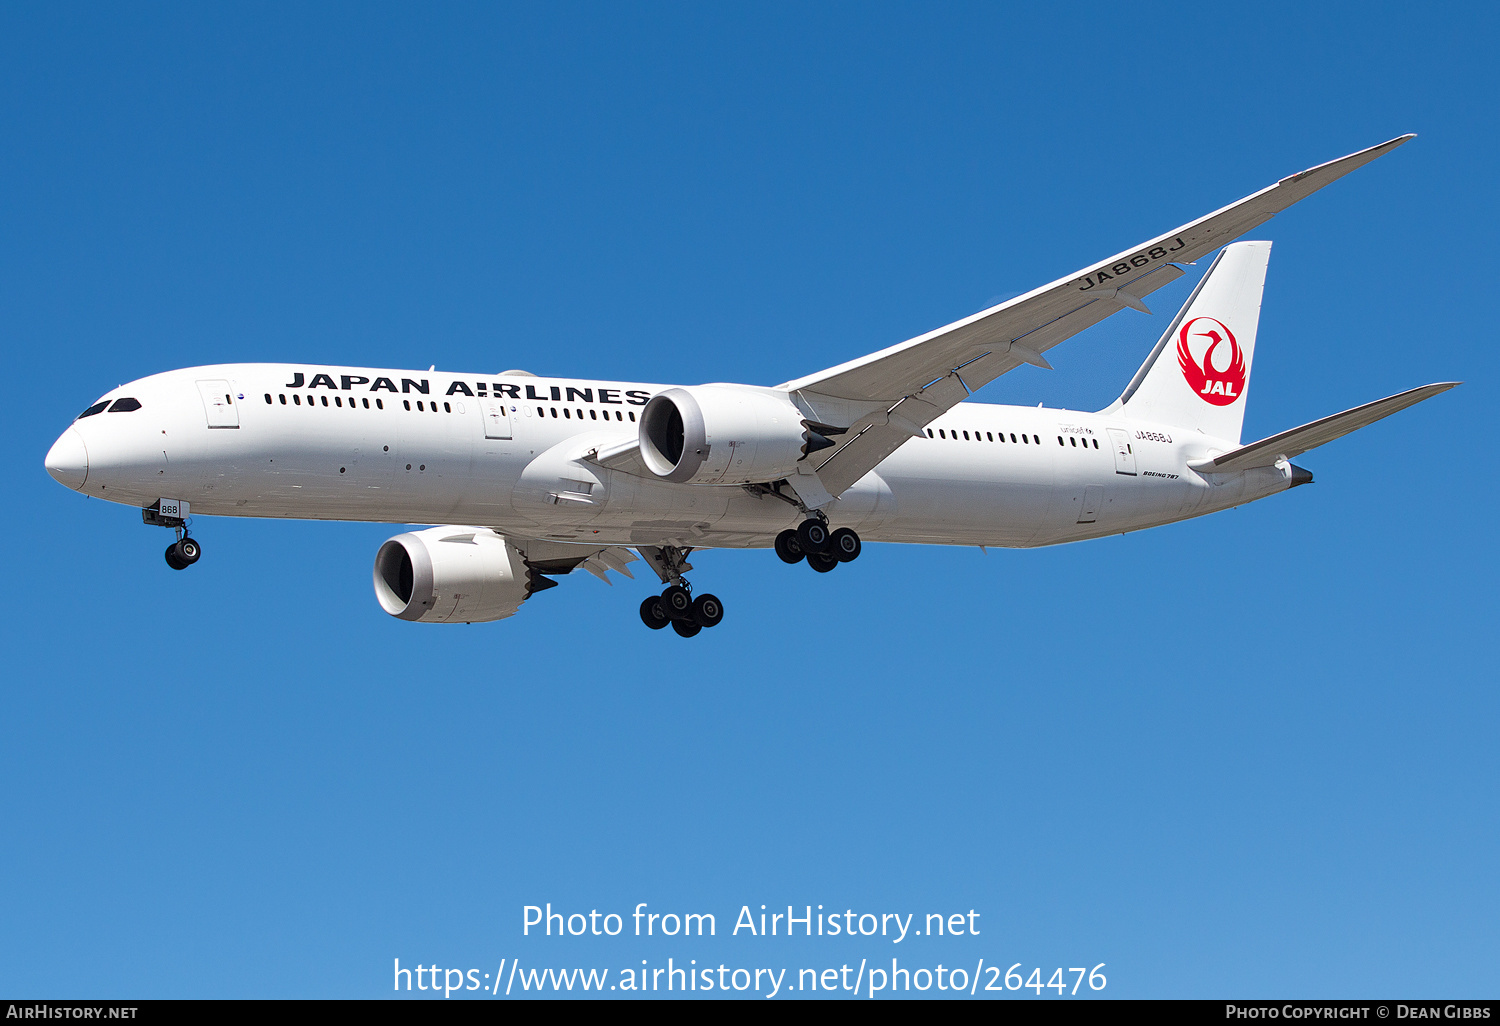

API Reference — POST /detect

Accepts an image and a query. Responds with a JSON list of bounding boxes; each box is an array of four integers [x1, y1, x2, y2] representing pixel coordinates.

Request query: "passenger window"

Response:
[[1093, 438, 1099, 448], [444, 402, 452, 413], [986, 432, 993, 441], [1021, 434, 1028, 444], [1009, 433, 1016, 442], [279, 394, 287, 404], [403, 400, 411, 411], [108, 398, 142, 412], [417, 401, 424, 411], [321, 396, 329, 407], [363, 398, 370, 408], [1069, 436, 1076, 446], [77, 400, 110, 419], [551, 408, 558, 417], [615, 411, 623, 421], [264, 393, 272, 404], [590, 410, 597, 420], [294, 395, 302, 405], [376, 399, 384, 410], [939, 429, 945, 438], [564, 408, 570, 418], [963, 431, 969, 440], [629, 412, 636, 422], [335, 396, 343, 407], [537, 407, 545, 417], [1034, 435, 1041, 444]]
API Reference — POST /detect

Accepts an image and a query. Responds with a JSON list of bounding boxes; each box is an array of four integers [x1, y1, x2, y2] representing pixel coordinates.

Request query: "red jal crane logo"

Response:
[[1177, 316, 1245, 406]]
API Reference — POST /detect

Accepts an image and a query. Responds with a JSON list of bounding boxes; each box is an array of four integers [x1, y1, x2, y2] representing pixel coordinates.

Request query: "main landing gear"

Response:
[[143, 500, 202, 571], [775, 518, 861, 573], [637, 544, 724, 638], [639, 587, 724, 637]]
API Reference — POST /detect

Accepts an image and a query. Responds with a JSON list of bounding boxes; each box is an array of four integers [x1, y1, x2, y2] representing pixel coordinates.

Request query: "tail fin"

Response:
[[1107, 240, 1271, 444]]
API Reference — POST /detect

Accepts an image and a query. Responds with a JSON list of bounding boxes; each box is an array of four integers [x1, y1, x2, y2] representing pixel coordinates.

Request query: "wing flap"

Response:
[[1187, 382, 1459, 475], [809, 264, 1186, 493]]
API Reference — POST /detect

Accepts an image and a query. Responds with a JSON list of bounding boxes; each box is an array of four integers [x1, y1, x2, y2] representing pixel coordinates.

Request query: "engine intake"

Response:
[[639, 385, 826, 485], [373, 527, 537, 623]]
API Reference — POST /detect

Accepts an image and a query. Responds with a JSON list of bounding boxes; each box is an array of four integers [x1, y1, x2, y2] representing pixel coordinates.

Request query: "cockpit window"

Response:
[[77, 400, 110, 419], [108, 398, 142, 412]]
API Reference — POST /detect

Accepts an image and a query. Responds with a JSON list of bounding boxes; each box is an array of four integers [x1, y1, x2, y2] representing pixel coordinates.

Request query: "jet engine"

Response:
[[373, 526, 538, 623], [638, 385, 835, 485]]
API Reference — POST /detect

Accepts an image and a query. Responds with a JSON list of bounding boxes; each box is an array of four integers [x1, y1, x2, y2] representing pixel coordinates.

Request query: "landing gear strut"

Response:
[[636, 544, 725, 638], [776, 519, 861, 573], [144, 500, 202, 571]]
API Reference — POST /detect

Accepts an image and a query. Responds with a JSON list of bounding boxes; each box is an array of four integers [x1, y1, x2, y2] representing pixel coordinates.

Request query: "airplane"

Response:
[[43, 135, 1456, 637]]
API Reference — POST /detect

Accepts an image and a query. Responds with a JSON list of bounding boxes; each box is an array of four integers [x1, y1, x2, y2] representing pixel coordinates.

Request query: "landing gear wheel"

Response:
[[639, 596, 671, 630], [796, 518, 830, 554], [774, 529, 805, 564], [807, 552, 839, 573], [671, 619, 702, 638], [164, 543, 187, 571], [829, 528, 861, 562], [176, 537, 201, 565], [692, 593, 724, 628], [661, 585, 694, 621]]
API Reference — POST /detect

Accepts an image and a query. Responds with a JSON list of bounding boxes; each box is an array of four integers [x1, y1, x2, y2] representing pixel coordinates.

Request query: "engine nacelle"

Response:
[[373, 526, 533, 623], [639, 385, 824, 485]]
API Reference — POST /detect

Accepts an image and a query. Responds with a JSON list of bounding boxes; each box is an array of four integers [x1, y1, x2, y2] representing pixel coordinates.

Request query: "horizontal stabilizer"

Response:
[[1188, 382, 1459, 474]]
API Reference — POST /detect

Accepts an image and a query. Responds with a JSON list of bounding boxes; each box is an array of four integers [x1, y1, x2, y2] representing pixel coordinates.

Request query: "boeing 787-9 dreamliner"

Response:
[[44, 135, 1455, 636]]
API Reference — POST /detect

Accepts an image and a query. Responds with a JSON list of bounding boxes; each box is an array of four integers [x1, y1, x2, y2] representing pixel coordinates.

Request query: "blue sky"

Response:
[[2, 1, 1495, 999]]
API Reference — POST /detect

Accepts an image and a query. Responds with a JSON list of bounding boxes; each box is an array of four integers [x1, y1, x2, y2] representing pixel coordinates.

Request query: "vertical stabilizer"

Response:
[[1109, 240, 1271, 444]]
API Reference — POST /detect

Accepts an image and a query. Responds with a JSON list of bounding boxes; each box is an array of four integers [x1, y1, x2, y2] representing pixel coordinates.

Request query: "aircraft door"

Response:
[[1107, 428, 1136, 476], [479, 398, 513, 439], [196, 380, 239, 428]]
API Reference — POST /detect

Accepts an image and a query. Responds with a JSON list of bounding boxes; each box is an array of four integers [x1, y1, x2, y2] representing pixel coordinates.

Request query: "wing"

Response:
[[1186, 382, 1458, 475], [781, 135, 1415, 499]]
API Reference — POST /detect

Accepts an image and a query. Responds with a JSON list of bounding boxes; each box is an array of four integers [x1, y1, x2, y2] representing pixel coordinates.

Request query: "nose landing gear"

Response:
[[143, 499, 202, 571], [776, 518, 861, 573], [164, 535, 201, 570]]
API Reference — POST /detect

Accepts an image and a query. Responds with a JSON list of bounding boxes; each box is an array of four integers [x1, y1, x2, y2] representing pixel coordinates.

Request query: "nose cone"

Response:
[[45, 427, 89, 490]]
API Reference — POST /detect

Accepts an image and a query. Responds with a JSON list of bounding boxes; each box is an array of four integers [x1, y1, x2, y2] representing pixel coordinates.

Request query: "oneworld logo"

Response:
[[1177, 316, 1246, 406]]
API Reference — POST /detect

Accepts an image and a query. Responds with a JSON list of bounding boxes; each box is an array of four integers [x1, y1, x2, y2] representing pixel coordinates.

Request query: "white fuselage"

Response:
[[52, 363, 1295, 549]]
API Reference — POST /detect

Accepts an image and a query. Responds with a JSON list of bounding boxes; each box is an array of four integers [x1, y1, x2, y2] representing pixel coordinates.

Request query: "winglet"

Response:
[[1257, 135, 1416, 217], [1278, 134, 1414, 187]]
